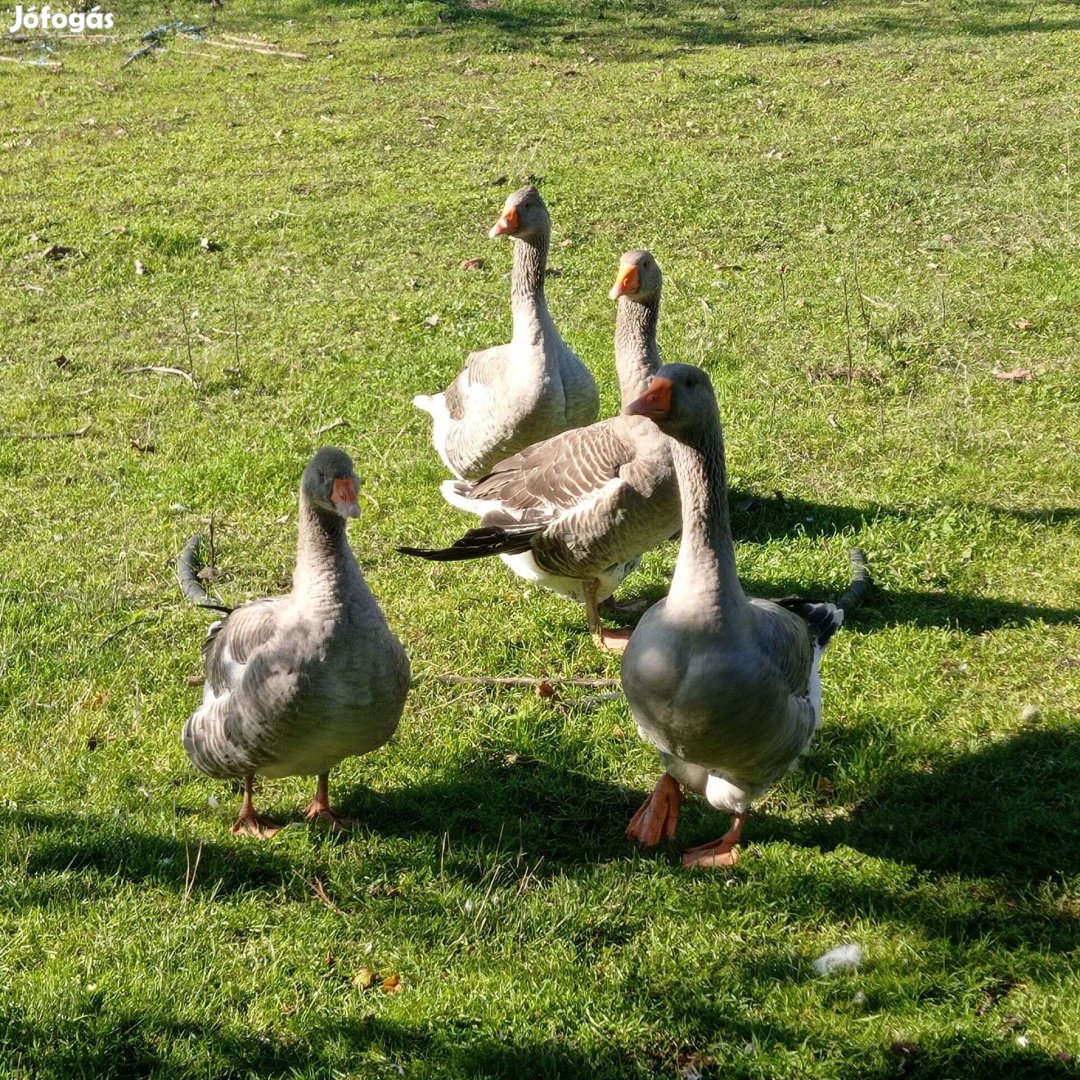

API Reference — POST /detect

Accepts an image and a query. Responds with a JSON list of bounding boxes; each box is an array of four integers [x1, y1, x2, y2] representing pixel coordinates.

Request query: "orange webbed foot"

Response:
[[681, 813, 747, 868], [230, 811, 283, 840], [302, 802, 356, 833], [594, 626, 634, 653], [626, 773, 683, 847]]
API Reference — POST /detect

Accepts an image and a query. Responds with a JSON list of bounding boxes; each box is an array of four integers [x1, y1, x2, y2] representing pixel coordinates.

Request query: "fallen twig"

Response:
[[2, 423, 90, 441], [122, 365, 196, 387], [183, 841, 203, 904], [0, 55, 64, 70], [99, 612, 161, 645], [314, 418, 350, 437], [203, 38, 308, 60], [578, 691, 624, 707], [433, 675, 620, 689]]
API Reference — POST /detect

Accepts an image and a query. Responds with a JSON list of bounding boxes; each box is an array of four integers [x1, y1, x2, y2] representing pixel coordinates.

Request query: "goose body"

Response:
[[413, 186, 599, 480], [401, 251, 680, 649], [180, 447, 411, 836], [620, 365, 869, 865]]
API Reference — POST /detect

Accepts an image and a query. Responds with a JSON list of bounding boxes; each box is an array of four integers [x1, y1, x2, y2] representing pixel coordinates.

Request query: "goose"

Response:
[[619, 364, 870, 866], [179, 447, 411, 837], [412, 185, 599, 481], [398, 251, 679, 651]]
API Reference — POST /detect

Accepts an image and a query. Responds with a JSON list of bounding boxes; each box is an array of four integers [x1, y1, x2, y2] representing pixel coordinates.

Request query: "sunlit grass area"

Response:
[[1, 1, 1078, 1075]]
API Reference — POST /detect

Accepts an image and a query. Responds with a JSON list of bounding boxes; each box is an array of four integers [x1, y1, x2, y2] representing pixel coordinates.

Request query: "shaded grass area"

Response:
[[1, 0, 1079, 1076]]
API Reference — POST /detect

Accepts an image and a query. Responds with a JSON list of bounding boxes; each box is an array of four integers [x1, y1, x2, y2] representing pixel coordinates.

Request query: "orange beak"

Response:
[[489, 205, 519, 238], [609, 262, 640, 300], [625, 377, 673, 420], [331, 476, 361, 519]]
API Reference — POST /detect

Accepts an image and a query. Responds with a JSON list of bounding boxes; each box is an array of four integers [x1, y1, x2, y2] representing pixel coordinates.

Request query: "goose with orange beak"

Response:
[[620, 365, 870, 866], [412, 185, 598, 481], [180, 447, 411, 837], [400, 251, 678, 651]]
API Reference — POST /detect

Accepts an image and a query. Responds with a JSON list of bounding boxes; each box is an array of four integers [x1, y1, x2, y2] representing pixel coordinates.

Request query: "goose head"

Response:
[[488, 185, 550, 243], [609, 249, 662, 302], [624, 363, 719, 445], [302, 446, 361, 520]]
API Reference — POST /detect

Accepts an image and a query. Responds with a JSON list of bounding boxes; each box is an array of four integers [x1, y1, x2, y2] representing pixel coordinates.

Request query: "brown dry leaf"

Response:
[[535, 681, 557, 700], [611, 724, 625, 739], [185, 674, 205, 686], [459, 257, 484, 271], [53, 354, 70, 369], [424, 314, 440, 327], [559, 238, 574, 248], [816, 776, 836, 796], [388, 312, 402, 323], [353, 966, 377, 990], [1011, 318, 1034, 331], [993, 368, 1032, 382], [380, 973, 403, 994]]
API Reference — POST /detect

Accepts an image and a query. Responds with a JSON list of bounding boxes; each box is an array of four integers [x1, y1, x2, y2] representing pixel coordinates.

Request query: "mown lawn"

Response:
[[1, 0, 1078, 1076]]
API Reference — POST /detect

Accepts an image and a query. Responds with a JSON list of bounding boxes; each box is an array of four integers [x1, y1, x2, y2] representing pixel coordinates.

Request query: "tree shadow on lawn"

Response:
[[3, 989, 1076, 1080], [0, 807, 294, 907], [609, 490, 1080, 635], [301, 0, 1080, 54]]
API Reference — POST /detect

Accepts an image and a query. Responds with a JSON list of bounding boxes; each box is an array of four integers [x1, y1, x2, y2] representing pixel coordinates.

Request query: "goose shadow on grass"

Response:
[[337, 757, 641, 878], [749, 727, 1080, 886], [0, 808, 295, 907]]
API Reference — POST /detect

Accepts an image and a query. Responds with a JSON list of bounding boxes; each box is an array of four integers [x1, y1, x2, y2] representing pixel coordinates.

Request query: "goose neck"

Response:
[[614, 296, 661, 407], [666, 422, 746, 620], [510, 230, 551, 342], [294, 491, 352, 595]]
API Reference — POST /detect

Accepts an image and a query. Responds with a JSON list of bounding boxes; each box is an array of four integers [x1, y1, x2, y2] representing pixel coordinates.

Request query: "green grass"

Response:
[[1, 0, 1079, 1075]]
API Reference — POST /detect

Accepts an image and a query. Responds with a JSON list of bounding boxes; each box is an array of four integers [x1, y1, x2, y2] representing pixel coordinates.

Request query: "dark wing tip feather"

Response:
[[396, 522, 541, 562]]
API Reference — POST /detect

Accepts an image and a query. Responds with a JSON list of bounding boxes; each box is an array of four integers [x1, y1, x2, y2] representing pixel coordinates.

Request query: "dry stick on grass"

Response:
[[122, 366, 197, 387], [2, 423, 90, 441], [183, 841, 203, 905], [0, 56, 64, 70], [433, 675, 620, 689], [314, 418, 350, 437], [203, 39, 308, 60]]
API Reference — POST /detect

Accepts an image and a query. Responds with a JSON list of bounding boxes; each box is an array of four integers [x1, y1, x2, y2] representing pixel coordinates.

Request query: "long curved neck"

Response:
[[510, 230, 552, 347], [666, 416, 746, 623], [293, 490, 355, 597], [614, 295, 660, 407]]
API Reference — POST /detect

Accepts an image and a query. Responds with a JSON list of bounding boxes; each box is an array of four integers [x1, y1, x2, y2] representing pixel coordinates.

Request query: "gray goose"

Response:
[[180, 447, 411, 837], [620, 365, 870, 866], [399, 251, 679, 651], [412, 185, 599, 480]]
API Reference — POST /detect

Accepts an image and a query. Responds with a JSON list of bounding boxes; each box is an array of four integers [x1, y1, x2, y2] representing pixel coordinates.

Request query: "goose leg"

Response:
[[303, 773, 355, 833], [587, 580, 632, 652], [626, 772, 683, 846], [231, 775, 283, 839], [681, 812, 747, 868]]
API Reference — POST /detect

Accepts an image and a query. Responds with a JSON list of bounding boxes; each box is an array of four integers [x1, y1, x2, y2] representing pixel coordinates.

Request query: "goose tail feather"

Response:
[[177, 535, 232, 614]]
